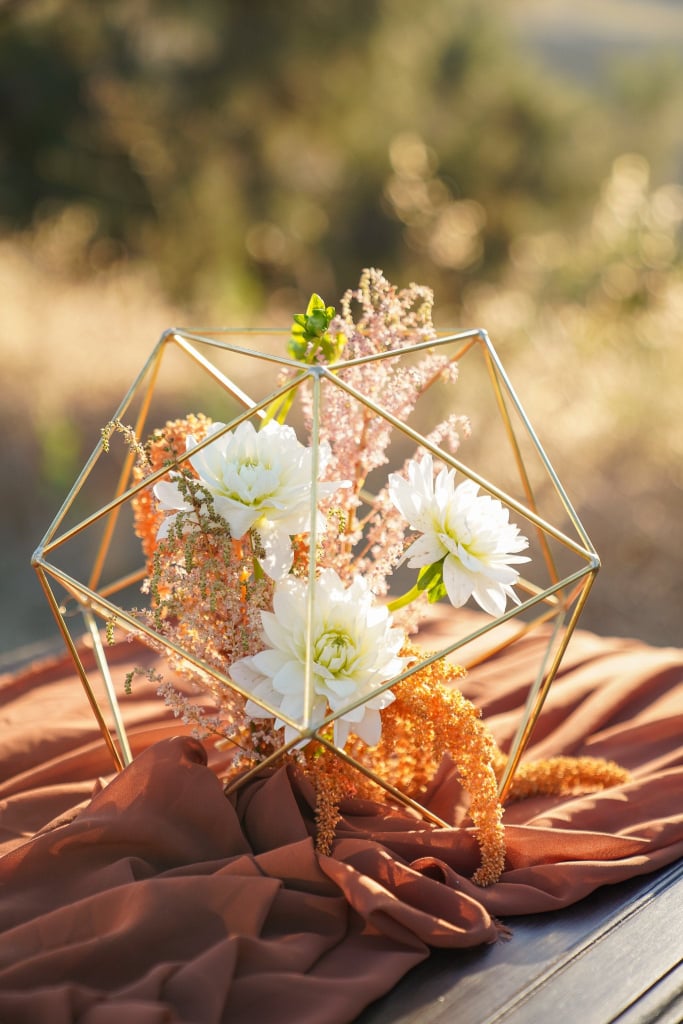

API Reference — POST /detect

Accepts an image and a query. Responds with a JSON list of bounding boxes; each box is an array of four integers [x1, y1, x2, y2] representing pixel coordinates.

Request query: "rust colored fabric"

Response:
[[0, 623, 682, 1023]]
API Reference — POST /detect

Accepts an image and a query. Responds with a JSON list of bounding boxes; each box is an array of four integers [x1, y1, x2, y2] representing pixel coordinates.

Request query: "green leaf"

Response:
[[305, 293, 327, 315], [307, 309, 328, 335], [287, 338, 309, 360], [427, 580, 448, 603], [416, 558, 446, 592]]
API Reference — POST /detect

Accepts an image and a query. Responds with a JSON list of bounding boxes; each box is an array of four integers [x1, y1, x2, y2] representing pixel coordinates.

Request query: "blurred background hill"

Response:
[[1, 0, 681, 656]]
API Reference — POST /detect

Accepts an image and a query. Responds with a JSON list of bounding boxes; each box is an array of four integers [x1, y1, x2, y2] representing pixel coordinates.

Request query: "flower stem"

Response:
[[387, 583, 422, 613]]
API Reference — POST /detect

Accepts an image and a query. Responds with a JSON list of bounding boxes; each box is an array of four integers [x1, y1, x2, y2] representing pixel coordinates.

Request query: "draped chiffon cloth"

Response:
[[0, 617, 681, 1024]]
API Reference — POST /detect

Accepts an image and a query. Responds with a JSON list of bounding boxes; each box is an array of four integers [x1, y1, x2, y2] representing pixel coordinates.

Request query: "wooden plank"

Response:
[[357, 860, 683, 1023], [611, 965, 683, 1024], [493, 859, 683, 1024]]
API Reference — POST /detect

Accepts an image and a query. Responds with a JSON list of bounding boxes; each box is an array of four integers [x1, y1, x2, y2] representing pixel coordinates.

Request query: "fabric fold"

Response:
[[0, 624, 681, 1023]]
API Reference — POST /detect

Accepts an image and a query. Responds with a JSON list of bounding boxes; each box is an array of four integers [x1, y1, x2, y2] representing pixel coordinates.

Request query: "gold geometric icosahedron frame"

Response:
[[32, 327, 600, 817]]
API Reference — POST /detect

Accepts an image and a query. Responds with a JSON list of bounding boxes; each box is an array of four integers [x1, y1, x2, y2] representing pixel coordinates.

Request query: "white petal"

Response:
[[153, 480, 190, 511], [228, 656, 261, 689], [257, 523, 294, 581], [264, 595, 303, 647], [283, 722, 305, 747], [272, 660, 306, 695], [324, 676, 358, 702], [471, 580, 507, 617], [213, 499, 259, 538], [442, 555, 475, 608], [454, 545, 485, 573], [244, 679, 280, 716], [434, 466, 458, 507], [251, 648, 289, 677], [156, 515, 176, 540], [413, 453, 435, 492], [388, 474, 422, 524], [479, 562, 521, 586], [403, 533, 446, 568], [333, 718, 350, 749], [278, 692, 306, 723], [245, 698, 272, 721], [366, 689, 396, 711], [351, 708, 382, 747]]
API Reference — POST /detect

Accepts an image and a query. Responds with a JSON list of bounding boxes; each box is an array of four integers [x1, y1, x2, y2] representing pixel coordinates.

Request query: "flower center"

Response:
[[440, 505, 481, 557], [314, 629, 355, 675], [219, 459, 279, 506]]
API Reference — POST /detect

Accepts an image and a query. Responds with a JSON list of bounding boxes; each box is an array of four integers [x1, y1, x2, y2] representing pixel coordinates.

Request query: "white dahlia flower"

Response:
[[154, 419, 346, 580], [229, 569, 406, 748], [388, 453, 529, 616]]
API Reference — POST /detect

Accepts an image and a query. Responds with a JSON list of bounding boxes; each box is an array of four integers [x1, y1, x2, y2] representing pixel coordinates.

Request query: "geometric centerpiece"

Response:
[[32, 271, 599, 881]]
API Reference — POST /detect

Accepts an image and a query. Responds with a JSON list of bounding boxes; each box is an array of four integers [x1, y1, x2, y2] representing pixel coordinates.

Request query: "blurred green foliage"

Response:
[[3, 0, 679, 316]]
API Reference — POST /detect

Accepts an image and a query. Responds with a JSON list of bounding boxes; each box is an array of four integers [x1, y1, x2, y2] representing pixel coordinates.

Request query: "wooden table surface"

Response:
[[357, 857, 683, 1024]]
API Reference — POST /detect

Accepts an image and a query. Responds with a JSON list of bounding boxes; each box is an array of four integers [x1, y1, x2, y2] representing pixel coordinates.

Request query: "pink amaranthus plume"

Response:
[[301, 269, 470, 614]]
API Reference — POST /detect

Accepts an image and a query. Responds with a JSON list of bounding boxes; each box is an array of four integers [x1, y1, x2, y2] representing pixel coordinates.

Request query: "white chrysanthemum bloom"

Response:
[[154, 420, 347, 580], [388, 453, 530, 616], [229, 569, 406, 748]]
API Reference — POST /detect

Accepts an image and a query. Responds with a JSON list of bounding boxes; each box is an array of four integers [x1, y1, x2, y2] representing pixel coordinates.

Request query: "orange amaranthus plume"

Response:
[[132, 413, 213, 567]]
